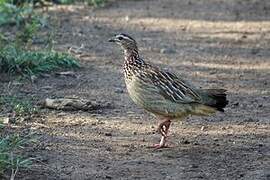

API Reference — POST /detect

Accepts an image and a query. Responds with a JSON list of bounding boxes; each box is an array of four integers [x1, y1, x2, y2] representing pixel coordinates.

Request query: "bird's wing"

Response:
[[146, 66, 202, 103]]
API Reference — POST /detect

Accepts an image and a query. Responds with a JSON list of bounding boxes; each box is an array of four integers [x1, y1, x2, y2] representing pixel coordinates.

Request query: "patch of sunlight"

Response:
[[49, 4, 84, 12], [174, 124, 270, 136], [181, 61, 270, 70], [90, 16, 270, 35], [229, 88, 269, 95], [204, 124, 270, 136], [127, 18, 270, 32]]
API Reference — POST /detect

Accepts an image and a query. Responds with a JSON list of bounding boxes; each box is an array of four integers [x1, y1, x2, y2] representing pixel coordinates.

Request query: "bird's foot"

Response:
[[147, 143, 169, 149], [149, 136, 170, 149], [152, 143, 169, 149]]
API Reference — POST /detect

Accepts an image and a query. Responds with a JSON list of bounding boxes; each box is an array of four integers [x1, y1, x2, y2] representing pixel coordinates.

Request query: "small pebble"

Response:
[[41, 86, 53, 90], [182, 140, 190, 144], [2, 117, 9, 124], [115, 88, 124, 93], [57, 112, 67, 117], [40, 73, 51, 78], [201, 126, 205, 131], [30, 75, 38, 82], [189, 164, 199, 168], [97, 120, 105, 124], [125, 16, 130, 21], [105, 132, 112, 137], [91, 122, 97, 126], [246, 117, 254, 122], [160, 48, 176, 54], [106, 147, 112, 151], [105, 175, 112, 179], [209, 71, 217, 75]]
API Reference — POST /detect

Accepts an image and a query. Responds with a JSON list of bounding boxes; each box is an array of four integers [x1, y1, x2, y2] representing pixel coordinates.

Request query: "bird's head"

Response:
[[108, 33, 138, 51]]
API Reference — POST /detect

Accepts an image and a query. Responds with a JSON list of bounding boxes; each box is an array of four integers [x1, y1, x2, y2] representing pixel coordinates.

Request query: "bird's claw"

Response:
[[152, 143, 169, 149]]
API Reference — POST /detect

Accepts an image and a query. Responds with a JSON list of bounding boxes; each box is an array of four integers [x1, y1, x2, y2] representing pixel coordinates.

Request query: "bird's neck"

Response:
[[124, 47, 139, 59], [123, 48, 145, 78], [123, 48, 145, 65]]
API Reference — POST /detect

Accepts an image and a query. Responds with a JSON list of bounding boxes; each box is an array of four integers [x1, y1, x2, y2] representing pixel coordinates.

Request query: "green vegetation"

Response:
[[55, 0, 75, 4], [0, 0, 111, 178], [54, 0, 107, 7], [0, 46, 80, 77], [0, 0, 108, 8], [0, 131, 34, 179], [53, 0, 108, 7], [0, 95, 38, 117], [0, 0, 80, 78], [85, 0, 107, 7], [0, 0, 46, 26], [0, 1, 81, 178]]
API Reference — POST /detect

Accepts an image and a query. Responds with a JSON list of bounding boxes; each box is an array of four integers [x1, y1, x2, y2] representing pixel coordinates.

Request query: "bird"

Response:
[[108, 33, 228, 148]]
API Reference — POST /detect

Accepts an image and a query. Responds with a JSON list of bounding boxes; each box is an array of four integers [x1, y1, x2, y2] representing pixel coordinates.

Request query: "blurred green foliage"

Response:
[[0, 0, 47, 26], [0, 95, 38, 117], [0, 0, 80, 77], [0, 45, 80, 77], [0, 133, 34, 178]]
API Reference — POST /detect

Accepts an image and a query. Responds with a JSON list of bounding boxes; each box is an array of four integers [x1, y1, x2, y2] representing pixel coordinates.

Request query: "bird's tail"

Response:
[[202, 89, 229, 112]]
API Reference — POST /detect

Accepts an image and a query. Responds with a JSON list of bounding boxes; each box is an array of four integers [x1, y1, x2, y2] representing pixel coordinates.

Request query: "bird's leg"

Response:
[[154, 118, 171, 148], [157, 119, 171, 137]]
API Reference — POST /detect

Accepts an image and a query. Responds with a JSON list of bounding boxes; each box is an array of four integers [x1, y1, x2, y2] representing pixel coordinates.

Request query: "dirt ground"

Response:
[[1, 0, 270, 179]]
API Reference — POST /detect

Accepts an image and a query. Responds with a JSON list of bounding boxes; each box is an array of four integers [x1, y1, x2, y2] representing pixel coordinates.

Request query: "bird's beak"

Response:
[[108, 38, 116, 42]]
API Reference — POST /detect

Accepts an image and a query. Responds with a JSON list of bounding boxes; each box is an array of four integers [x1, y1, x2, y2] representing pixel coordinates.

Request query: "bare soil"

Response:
[[1, 0, 270, 179]]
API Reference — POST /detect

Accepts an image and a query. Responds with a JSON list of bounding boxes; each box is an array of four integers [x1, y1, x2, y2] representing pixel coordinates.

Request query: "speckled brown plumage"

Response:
[[109, 33, 228, 148]]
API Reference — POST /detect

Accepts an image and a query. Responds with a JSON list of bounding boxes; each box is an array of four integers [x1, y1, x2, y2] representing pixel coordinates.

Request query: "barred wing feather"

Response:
[[147, 67, 201, 103]]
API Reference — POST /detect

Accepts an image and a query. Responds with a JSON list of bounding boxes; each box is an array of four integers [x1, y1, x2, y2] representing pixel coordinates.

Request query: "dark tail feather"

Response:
[[204, 89, 229, 112]]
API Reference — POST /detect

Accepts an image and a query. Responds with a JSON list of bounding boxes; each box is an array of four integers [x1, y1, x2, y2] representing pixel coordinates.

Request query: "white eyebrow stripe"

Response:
[[116, 34, 131, 40]]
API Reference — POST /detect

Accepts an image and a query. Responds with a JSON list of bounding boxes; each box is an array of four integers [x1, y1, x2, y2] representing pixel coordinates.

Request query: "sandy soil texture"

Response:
[[1, 0, 270, 179]]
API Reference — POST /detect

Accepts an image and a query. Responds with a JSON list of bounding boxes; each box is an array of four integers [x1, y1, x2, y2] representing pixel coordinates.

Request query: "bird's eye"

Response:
[[118, 36, 123, 40]]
